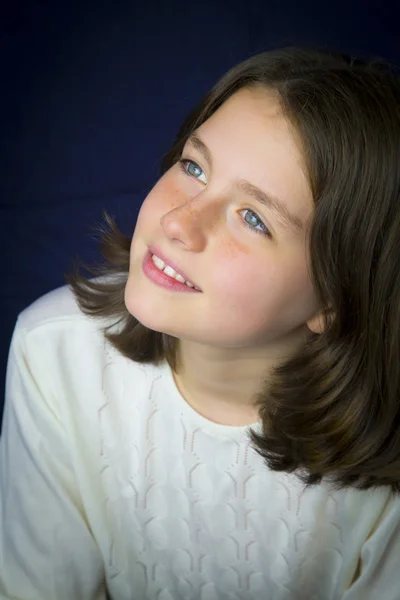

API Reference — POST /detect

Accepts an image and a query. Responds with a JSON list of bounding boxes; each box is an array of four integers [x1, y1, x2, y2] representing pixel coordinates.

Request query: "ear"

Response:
[[306, 309, 331, 335]]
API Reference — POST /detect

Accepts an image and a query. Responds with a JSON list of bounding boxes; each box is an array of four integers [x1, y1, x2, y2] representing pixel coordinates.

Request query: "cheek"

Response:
[[130, 172, 184, 260], [207, 251, 281, 342], [211, 241, 278, 311], [137, 173, 185, 225], [211, 242, 315, 326]]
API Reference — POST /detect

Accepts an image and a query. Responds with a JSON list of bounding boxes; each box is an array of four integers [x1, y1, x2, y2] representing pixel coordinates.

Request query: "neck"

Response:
[[172, 329, 308, 427]]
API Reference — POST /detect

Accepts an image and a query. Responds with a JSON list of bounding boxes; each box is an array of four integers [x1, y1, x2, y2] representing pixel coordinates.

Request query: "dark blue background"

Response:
[[1, 0, 399, 425]]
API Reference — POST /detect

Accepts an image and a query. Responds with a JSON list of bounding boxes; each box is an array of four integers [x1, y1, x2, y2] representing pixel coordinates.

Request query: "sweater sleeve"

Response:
[[341, 490, 400, 599], [0, 321, 106, 600]]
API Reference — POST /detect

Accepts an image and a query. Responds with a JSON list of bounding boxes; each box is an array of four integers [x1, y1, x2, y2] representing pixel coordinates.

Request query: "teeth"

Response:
[[163, 265, 188, 284], [151, 254, 200, 290]]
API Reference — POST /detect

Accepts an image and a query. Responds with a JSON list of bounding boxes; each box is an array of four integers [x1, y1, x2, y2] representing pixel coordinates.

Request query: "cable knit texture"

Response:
[[1, 283, 400, 600]]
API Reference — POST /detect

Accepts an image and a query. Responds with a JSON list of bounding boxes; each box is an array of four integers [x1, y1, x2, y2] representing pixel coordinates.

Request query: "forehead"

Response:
[[215, 85, 283, 118], [198, 86, 305, 168], [205, 86, 289, 130], [193, 86, 313, 230]]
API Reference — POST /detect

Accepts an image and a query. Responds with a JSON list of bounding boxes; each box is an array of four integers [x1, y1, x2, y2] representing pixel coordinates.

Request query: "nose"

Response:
[[160, 192, 225, 250]]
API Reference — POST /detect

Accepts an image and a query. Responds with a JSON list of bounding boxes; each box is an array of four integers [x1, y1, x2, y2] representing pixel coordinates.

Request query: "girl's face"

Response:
[[125, 86, 320, 349]]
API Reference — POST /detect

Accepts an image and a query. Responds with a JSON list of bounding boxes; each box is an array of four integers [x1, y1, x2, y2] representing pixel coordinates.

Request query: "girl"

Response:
[[1, 46, 400, 600]]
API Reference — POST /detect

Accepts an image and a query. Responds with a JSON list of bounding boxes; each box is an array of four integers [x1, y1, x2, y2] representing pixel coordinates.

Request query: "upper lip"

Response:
[[148, 245, 202, 291]]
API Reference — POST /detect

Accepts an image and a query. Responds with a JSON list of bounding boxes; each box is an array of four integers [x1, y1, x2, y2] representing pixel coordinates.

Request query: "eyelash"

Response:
[[177, 158, 272, 239]]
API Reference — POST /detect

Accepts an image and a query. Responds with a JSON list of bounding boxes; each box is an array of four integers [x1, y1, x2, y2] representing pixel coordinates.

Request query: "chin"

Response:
[[124, 280, 149, 323], [123, 282, 170, 334]]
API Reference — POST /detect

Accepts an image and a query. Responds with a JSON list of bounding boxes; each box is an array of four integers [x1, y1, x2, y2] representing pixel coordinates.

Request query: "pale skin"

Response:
[[125, 85, 327, 426]]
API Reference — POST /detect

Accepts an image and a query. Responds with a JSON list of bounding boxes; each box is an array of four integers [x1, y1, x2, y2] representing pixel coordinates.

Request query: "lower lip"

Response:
[[142, 250, 201, 293]]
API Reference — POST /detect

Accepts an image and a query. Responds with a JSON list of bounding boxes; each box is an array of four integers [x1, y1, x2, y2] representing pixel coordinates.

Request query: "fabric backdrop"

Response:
[[1, 0, 399, 426]]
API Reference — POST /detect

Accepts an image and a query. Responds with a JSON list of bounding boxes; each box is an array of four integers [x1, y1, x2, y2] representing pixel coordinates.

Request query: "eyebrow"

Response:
[[186, 133, 305, 235]]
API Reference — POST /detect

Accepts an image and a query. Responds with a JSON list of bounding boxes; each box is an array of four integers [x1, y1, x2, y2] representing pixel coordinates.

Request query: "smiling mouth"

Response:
[[150, 252, 202, 291]]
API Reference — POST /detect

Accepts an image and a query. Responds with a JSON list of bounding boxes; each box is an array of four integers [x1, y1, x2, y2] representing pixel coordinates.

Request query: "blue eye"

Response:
[[178, 157, 272, 239], [178, 158, 207, 183], [240, 209, 271, 238]]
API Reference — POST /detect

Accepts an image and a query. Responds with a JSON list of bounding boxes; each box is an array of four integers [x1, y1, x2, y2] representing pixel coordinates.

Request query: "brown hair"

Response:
[[66, 46, 400, 492]]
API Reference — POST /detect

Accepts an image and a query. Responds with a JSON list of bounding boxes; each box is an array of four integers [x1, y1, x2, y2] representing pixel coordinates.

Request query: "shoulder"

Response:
[[340, 490, 400, 598], [7, 279, 144, 409], [17, 282, 86, 333], [11, 279, 119, 367], [16, 276, 118, 338]]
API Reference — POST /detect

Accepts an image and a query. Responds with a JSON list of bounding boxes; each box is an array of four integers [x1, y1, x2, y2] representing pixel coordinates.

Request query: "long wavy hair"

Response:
[[66, 46, 400, 492]]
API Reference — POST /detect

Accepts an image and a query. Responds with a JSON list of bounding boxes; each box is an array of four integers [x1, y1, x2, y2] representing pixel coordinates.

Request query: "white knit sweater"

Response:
[[1, 283, 399, 600]]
